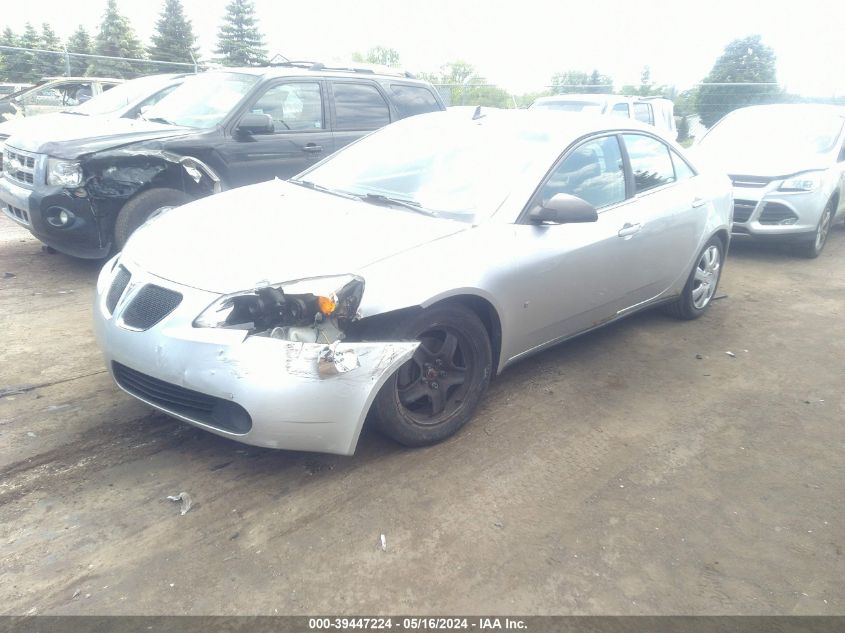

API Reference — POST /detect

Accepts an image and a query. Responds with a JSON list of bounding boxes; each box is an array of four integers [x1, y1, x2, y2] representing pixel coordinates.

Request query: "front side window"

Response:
[[633, 102, 653, 125], [541, 136, 626, 209], [250, 82, 323, 131], [332, 82, 390, 131], [624, 134, 676, 193]]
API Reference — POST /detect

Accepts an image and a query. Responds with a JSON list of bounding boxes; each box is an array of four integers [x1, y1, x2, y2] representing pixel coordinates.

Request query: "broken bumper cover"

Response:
[[93, 261, 418, 455]]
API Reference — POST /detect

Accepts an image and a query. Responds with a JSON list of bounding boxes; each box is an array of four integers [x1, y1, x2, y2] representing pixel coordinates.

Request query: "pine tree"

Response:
[[66, 26, 93, 77], [149, 0, 199, 73], [39, 23, 65, 78], [215, 0, 268, 67], [0, 28, 20, 82], [87, 0, 147, 78], [12, 23, 43, 83]]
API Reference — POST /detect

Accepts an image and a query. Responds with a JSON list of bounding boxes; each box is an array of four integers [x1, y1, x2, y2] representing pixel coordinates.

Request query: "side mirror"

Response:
[[236, 113, 273, 135], [529, 193, 598, 224]]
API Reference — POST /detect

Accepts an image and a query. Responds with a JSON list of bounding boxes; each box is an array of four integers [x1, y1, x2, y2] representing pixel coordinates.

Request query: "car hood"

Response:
[[3, 116, 195, 158], [692, 144, 830, 178], [122, 179, 470, 294]]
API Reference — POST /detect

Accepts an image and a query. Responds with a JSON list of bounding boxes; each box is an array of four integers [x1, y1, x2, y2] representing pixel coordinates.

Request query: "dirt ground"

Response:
[[1, 214, 843, 616]]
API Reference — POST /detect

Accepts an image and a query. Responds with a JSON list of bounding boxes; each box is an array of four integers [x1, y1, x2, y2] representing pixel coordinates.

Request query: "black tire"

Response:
[[795, 199, 835, 259], [662, 236, 724, 320], [372, 303, 492, 447], [113, 188, 190, 250]]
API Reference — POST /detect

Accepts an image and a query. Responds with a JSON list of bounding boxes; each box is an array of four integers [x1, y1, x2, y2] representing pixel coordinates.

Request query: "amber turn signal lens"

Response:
[[317, 295, 336, 315]]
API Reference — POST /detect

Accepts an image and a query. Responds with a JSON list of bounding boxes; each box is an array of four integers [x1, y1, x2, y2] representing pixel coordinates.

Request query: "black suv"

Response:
[[0, 63, 446, 258]]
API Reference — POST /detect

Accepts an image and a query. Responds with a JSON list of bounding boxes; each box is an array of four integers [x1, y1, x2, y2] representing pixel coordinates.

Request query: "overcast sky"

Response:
[[2, 0, 844, 96]]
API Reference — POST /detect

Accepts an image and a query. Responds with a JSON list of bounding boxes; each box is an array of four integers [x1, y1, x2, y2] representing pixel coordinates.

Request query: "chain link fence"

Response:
[[0, 45, 200, 83]]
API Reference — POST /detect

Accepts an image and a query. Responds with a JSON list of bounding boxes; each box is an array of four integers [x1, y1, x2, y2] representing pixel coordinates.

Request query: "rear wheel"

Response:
[[373, 303, 492, 447], [796, 200, 834, 259], [113, 188, 190, 250], [662, 236, 724, 320]]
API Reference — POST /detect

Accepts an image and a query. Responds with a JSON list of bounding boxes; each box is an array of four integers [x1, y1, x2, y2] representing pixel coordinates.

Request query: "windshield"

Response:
[[701, 108, 845, 156], [297, 114, 555, 221], [75, 76, 174, 116], [532, 100, 604, 113], [141, 72, 258, 128]]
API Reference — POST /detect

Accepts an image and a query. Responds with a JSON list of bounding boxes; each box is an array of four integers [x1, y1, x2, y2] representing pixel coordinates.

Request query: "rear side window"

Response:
[[623, 134, 675, 193], [389, 84, 441, 118], [541, 136, 626, 209], [332, 82, 390, 131], [611, 102, 630, 117], [633, 102, 653, 125]]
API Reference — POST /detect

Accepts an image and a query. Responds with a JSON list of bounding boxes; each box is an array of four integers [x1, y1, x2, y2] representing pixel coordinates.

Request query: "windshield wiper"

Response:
[[288, 179, 361, 201], [360, 193, 437, 217]]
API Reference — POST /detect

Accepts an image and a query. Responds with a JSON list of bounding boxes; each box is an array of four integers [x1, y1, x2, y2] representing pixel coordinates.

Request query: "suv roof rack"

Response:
[[266, 54, 416, 79]]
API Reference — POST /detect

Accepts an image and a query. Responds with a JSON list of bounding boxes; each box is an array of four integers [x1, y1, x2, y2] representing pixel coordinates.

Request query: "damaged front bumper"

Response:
[[93, 260, 418, 455]]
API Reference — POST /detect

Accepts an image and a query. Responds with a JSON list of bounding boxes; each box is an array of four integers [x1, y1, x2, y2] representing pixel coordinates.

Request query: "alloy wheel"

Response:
[[396, 327, 472, 423], [692, 244, 721, 310]]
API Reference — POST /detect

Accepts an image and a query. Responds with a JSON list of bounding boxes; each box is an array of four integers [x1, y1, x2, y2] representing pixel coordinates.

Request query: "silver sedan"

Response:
[[93, 109, 732, 455]]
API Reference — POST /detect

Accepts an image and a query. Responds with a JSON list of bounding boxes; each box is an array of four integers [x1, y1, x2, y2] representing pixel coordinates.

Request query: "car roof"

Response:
[[725, 103, 845, 118], [205, 64, 431, 85]]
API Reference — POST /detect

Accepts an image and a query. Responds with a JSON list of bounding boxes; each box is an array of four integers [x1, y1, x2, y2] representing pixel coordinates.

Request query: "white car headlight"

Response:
[[194, 274, 365, 332], [47, 159, 83, 187], [778, 171, 823, 192]]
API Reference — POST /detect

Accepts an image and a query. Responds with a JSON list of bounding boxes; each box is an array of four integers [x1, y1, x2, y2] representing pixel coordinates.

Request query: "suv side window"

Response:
[[250, 82, 324, 131], [332, 82, 391, 131], [623, 134, 676, 193], [389, 84, 440, 118], [611, 102, 630, 118], [541, 136, 626, 209], [633, 102, 653, 125]]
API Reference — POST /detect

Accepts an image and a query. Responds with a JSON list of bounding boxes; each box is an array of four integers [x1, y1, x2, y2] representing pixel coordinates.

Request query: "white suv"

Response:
[[530, 93, 677, 139]]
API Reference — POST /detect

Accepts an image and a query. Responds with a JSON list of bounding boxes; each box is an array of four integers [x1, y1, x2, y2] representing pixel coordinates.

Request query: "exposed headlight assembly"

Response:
[[194, 275, 365, 337], [47, 159, 83, 187], [778, 171, 823, 192]]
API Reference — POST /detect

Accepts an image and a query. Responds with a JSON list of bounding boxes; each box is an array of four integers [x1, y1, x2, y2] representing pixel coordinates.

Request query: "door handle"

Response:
[[691, 197, 707, 208], [303, 144, 323, 153], [617, 222, 642, 238]]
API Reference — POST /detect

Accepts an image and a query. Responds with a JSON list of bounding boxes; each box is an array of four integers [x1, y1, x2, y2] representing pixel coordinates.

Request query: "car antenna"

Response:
[[472, 105, 485, 120]]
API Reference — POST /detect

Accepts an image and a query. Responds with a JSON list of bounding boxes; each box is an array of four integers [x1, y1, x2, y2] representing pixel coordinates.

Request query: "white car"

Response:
[[695, 104, 845, 258]]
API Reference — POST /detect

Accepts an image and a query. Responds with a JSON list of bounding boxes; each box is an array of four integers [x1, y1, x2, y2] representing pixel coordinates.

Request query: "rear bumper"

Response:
[[0, 175, 111, 258]]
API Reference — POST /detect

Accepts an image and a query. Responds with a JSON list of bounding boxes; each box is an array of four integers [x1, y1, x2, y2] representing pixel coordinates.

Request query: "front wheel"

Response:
[[113, 188, 190, 250], [662, 236, 724, 320], [372, 303, 492, 447], [795, 200, 834, 259]]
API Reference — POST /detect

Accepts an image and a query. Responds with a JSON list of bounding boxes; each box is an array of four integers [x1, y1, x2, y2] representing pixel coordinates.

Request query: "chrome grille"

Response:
[[733, 200, 757, 223], [2, 203, 30, 226], [106, 266, 131, 314], [729, 175, 772, 188], [3, 146, 39, 189], [121, 284, 183, 330]]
